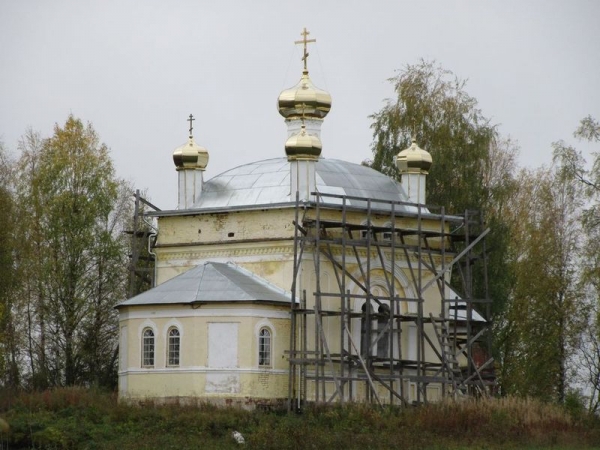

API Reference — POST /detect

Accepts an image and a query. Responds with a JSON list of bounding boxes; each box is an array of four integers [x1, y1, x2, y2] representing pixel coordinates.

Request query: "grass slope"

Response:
[[0, 388, 598, 449]]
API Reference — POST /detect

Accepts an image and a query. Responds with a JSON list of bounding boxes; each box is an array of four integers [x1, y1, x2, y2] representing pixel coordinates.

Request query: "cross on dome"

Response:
[[294, 27, 316, 72], [277, 28, 332, 124], [188, 114, 195, 138]]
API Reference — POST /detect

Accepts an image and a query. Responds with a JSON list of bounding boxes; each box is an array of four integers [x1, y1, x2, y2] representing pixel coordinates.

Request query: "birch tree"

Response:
[[499, 165, 585, 402], [368, 59, 497, 212], [0, 142, 21, 388], [553, 115, 600, 410], [368, 61, 518, 351], [15, 117, 130, 388]]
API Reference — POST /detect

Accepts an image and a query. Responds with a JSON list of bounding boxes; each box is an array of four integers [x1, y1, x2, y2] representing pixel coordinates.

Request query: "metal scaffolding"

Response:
[[127, 190, 160, 298], [287, 192, 495, 409]]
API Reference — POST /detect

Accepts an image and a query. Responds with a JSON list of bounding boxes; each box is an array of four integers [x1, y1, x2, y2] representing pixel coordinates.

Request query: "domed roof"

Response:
[[277, 70, 332, 120], [173, 136, 209, 170], [396, 139, 432, 174], [194, 157, 411, 211]]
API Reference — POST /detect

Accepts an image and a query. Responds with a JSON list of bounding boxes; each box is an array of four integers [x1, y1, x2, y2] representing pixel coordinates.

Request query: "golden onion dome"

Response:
[[173, 136, 209, 171], [285, 125, 322, 160], [278, 70, 332, 120], [396, 138, 432, 174]]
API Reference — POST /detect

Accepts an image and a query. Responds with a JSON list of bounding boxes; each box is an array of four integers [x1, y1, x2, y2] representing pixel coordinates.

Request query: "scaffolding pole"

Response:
[[288, 192, 495, 407]]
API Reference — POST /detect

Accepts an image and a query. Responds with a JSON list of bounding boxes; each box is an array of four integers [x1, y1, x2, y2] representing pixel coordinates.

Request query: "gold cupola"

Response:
[[277, 28, 332, 120], [285, 124, 322, 160], [396, 138, 432, 174], [277, 71, 332, 120], [173, 115, 209, 171]]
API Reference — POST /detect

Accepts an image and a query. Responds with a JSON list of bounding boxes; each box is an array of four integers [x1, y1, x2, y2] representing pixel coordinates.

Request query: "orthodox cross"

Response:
[[188, 114, 195, 137], [294, 27, 316, 71], [299, 103, 308, 129]]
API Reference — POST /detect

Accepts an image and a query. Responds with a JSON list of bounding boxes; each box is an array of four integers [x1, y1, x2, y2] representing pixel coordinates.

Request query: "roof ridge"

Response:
[[195, 262, 208, 300], [216, 261, 290, 298]]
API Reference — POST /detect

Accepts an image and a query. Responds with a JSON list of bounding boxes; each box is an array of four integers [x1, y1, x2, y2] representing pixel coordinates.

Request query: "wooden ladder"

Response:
[[430, 313, 467, 398]]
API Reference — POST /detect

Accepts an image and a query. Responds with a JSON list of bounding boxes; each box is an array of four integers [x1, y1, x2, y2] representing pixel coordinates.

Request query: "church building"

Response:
[[116, 30, 493, 408]]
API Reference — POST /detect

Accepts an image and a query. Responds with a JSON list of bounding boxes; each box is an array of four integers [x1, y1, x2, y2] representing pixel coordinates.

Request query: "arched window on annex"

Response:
[[258, 327, 272, 368], [167, 327, 181, 367], [142, 328, 155, 368]]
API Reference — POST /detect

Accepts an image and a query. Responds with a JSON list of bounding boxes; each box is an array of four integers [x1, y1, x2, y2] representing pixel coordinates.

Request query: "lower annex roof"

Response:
[[116, 261, 292, 307]]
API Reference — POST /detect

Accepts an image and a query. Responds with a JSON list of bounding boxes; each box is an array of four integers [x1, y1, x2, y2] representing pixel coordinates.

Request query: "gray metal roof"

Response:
[[195, 157, 411, 211], [446, 287, 486, 322], [117, 261, 292, 307]]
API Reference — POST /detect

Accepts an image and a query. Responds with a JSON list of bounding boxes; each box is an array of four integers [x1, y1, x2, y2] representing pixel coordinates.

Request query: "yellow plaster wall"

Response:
[[119, 304, 291, 401], [157, 209, 295, 246]]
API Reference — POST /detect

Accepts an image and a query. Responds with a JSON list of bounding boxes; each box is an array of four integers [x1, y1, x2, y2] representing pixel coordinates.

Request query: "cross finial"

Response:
[[294, 27, 316, 72], [299, 103, 307, 128], [188, 114, 195, 138]]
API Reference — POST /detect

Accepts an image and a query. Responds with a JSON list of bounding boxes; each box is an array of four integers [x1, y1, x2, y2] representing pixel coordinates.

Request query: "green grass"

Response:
[[0, 388, 598, 449]]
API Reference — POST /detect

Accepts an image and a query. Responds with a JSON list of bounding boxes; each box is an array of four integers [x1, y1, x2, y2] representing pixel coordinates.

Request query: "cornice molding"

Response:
[[157, 244, 295, 262]]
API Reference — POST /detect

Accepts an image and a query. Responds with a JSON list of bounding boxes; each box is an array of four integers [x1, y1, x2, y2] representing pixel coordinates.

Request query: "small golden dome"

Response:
[[173, 137, 209, 171], [396, 138, 432, 174], [285, 125, 322, 160], [278, 70, 332, 120]]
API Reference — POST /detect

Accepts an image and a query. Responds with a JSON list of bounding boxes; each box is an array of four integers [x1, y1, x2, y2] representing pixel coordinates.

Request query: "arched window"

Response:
[[142, 328, 154, 367], [167, 328, 180, 366], [258, 327, 272, 367]]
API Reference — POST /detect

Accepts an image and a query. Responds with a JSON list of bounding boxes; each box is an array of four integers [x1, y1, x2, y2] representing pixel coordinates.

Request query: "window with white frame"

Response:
[[167, 327, 180, 366], [258, 327, 272, 367], [142, 328, 155, 367]]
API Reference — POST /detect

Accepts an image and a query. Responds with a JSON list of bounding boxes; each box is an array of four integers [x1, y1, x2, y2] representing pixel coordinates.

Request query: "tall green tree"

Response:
[[553, 115, 600, 410], [369, 59, 498, 213], [15, 117, 130, 388], [368, 60, 517, 331], [576, 231, 600, 412], [499, 165, 584, 402], [16, 129, 51, 388], [0, 141, 21, 388], [553, 115, 600, 223]]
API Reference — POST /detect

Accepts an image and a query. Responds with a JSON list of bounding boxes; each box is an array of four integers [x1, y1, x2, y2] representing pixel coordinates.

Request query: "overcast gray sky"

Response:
[[1, 0, 598, 209]]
